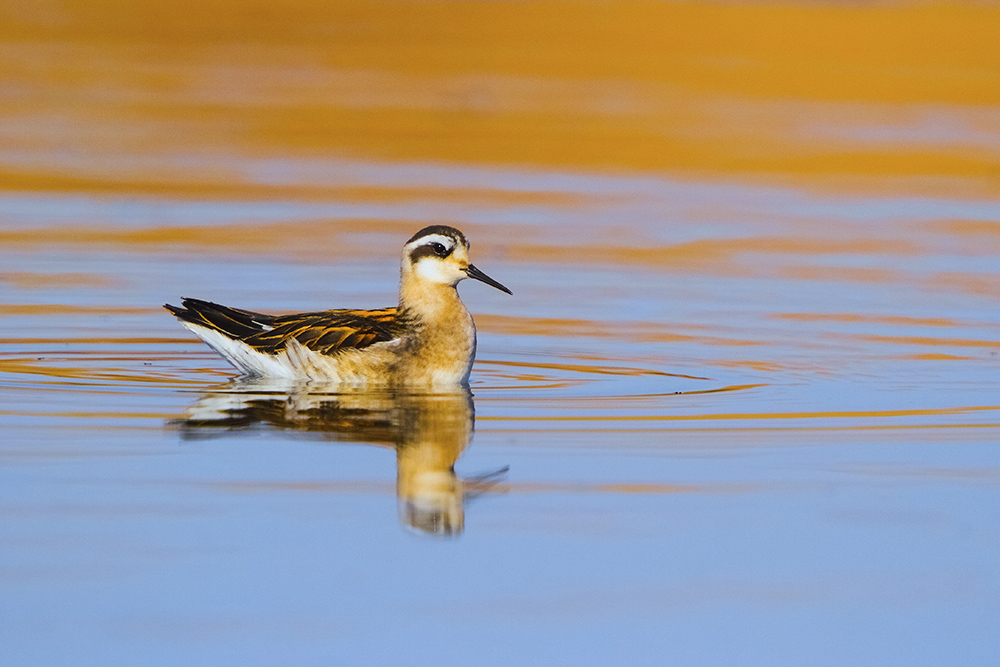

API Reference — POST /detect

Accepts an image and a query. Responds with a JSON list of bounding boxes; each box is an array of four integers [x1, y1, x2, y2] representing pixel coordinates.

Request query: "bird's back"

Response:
[[165, 298, 400, 379]]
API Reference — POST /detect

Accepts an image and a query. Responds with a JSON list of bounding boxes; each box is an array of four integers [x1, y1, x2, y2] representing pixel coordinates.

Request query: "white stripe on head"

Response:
[[408, 233, 457, 251]]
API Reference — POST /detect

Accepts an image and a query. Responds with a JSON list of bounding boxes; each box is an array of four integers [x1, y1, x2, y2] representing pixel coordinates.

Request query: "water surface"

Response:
[[1, 2, 998, 665]]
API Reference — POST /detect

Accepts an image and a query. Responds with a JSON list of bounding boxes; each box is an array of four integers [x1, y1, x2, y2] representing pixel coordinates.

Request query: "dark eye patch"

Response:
[[408, 240, 454, 262]]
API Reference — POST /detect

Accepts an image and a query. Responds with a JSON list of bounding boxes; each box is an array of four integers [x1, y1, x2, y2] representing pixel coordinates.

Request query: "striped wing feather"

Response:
[[166, 298, 398, 355]]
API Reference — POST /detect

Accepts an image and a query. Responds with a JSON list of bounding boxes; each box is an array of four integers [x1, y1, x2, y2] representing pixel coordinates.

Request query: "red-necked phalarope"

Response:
[[165, 225, 511, 386]]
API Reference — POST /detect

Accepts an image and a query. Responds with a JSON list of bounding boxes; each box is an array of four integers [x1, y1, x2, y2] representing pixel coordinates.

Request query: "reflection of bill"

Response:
[[171, 381, 506, 537]]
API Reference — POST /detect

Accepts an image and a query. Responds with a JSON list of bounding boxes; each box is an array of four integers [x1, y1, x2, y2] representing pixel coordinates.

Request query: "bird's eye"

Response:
[[431, 242, 448, 256]]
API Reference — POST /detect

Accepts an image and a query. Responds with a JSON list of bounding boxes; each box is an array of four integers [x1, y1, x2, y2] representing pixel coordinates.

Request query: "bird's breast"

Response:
[[395, 302, 477, 385]]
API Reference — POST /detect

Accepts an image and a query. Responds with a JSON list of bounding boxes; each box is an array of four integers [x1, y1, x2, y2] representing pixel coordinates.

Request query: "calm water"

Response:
[[2, 2, 999, 665]]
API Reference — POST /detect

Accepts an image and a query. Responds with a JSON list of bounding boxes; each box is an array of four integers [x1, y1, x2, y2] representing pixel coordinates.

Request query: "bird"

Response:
[[164, 225, 511, 386]]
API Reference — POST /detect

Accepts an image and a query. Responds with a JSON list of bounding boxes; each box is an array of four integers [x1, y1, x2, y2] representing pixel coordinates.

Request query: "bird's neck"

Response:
[[394, 273, 478, 385], [399, 268, 456, 313]]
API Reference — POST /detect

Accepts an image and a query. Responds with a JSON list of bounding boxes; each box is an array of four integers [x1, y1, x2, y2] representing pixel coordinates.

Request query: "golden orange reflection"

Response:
[[0, 222, 407, 260], [0, 1, 997, 192]]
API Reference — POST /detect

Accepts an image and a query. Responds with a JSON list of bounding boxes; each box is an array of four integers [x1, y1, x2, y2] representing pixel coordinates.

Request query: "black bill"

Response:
[[465, 264, 513, 295]]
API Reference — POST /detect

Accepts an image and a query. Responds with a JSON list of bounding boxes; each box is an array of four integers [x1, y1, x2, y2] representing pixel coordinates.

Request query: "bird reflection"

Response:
[[171, 380, 506, 537]]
